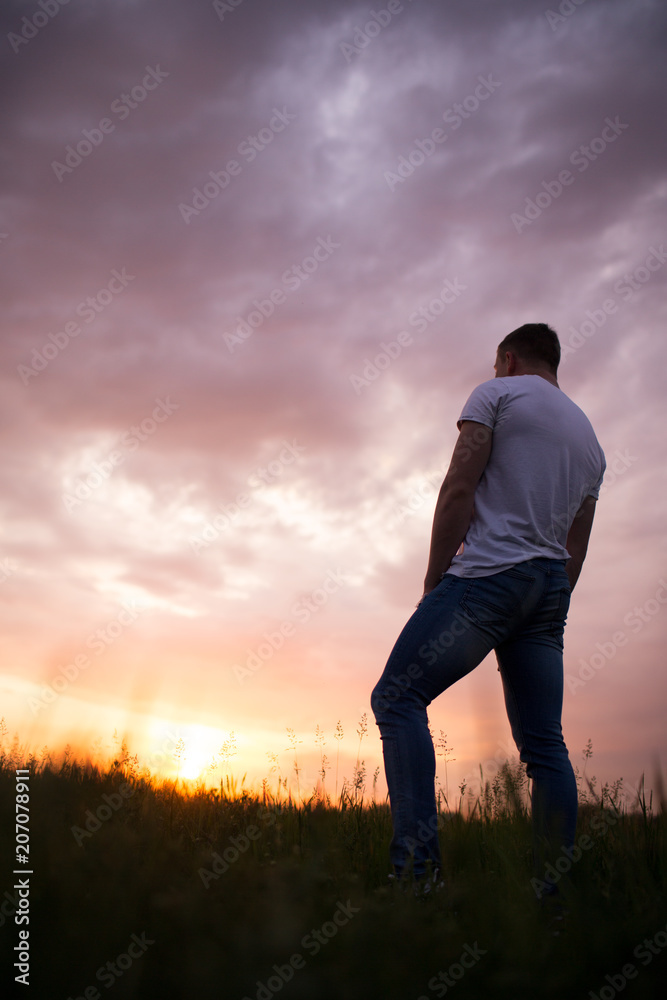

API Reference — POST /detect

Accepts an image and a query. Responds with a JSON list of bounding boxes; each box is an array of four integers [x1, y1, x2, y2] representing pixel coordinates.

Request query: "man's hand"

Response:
[[422, 421, 493, 594]]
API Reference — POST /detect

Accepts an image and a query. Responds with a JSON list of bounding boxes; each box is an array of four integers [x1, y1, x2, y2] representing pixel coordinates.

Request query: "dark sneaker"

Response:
[[539, 892, 570, 936], [387, 867, 447, 899]]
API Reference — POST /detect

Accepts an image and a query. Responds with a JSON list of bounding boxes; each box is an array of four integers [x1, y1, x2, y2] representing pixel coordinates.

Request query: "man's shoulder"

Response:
[[468, 376, 511, 398], [464, 376, 519, 409], [457, 378, 511, 428]]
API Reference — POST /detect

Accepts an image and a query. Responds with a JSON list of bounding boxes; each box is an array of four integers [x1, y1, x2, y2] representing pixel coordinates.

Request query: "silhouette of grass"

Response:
[[0, 727, 665, 998]]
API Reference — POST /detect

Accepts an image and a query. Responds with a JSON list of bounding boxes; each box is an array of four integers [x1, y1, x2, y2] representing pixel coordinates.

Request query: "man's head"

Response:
[[494, 323, 561, 381]]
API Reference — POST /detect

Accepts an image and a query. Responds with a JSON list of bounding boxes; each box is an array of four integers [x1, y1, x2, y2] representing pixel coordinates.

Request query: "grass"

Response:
[[0, 730, 665, 999]]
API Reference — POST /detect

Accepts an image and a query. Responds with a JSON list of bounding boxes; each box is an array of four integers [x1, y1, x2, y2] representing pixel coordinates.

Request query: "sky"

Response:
[[1, 0, 666, 804]]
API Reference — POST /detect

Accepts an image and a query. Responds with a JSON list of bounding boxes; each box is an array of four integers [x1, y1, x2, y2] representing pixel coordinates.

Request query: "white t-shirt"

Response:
[[446, 375, 606, 578]]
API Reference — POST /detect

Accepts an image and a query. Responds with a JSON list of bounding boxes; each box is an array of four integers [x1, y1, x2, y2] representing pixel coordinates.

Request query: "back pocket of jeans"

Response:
[[459, 568, 535, 627]]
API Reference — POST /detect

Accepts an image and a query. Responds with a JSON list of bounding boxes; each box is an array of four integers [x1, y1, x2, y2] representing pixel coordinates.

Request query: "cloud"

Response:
[[0, 0, 665, 789]]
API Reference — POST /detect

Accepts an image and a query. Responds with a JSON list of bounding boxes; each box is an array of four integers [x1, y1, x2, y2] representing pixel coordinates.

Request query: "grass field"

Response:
[[0, 733, 665, 1000]]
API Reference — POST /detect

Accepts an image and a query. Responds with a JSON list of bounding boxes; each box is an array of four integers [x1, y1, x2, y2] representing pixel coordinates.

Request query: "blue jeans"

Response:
[[370, 557, 576, 879]]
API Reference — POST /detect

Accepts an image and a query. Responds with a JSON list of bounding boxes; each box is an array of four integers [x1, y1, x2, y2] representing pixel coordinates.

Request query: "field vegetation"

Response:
[[0, 722, 665, 999]]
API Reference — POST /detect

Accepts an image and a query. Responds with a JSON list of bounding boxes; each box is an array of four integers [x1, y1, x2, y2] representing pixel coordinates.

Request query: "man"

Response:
[[371, 323, 606, 896]]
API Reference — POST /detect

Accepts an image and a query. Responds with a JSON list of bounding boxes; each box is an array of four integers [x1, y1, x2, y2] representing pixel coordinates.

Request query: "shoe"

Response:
[[539, 892, 569, 936], [416, 867, 447, 898], [387, 867, 447, 899]]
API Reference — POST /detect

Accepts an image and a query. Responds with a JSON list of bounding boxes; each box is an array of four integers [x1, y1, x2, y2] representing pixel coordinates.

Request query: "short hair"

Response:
[[497, 323, 561, 374]]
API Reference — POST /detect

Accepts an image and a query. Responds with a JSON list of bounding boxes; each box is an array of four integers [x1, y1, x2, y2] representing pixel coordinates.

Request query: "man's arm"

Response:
[[422, 421, 493, 596], [565, 494, 597, 592]]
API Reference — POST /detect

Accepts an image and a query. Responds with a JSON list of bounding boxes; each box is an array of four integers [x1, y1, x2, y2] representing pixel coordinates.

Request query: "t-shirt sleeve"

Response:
[[456, 379, 506, 430], [587, 449, 606, 500]]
